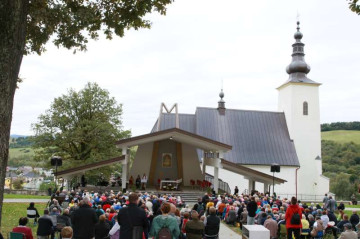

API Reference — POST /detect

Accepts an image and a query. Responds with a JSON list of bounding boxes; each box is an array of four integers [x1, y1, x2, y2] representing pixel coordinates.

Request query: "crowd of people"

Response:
[[5, 188, 360, 239]]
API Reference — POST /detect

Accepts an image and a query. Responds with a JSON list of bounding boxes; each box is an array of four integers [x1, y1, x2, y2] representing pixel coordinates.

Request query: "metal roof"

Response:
[[153, 107, 299, 167], [151, 113, 196, 133]]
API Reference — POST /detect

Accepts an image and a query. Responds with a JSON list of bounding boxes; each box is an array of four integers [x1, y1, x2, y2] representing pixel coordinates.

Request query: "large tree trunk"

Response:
[[0, 0, 28, 226]]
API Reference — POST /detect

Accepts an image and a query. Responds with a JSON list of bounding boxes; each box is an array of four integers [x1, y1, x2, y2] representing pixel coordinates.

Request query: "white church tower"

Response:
[[277, 22, 329, 196]]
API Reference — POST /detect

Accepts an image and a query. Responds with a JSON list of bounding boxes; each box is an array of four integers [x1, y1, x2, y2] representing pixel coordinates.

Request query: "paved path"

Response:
[[219, 223, 242, 238], [4, 199, 49, 203]]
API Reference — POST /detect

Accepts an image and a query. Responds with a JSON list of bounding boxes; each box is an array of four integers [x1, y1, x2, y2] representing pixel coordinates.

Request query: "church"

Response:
[[115, 21, 330, 198], [56, 22, 329, 198]]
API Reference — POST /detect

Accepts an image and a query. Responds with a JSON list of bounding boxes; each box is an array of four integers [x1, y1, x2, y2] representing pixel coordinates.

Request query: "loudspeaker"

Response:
[[271, 164, 280, 173], [51, 157, 62, 166]]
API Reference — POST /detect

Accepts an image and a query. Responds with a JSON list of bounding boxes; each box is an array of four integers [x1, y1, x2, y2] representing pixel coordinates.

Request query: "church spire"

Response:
[[217, 89, 226, 115], [282, 21, 319, 85]]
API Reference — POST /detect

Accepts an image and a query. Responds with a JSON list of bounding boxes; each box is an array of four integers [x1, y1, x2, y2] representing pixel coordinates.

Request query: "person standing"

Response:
[[323, 194, 329, 208], [234, 186, 239, 195], [150, 202, 180, 239], [246, 196, 258, 225], [204, 207, 220, 239], [285, 196, 302, 239], [37, 209, 55, 239], [326, 196, 336, 212], [117, 192, 149, 239], [71, 197, 98, 239]]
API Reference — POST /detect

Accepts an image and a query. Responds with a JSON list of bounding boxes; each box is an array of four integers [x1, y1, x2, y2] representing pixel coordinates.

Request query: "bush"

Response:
[[12, 178, 24, 189], [39, 181, 56, 191]]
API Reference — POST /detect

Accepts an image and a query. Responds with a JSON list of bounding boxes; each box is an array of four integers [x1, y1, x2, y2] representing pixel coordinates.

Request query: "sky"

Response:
[[12, 0, 360, 137]]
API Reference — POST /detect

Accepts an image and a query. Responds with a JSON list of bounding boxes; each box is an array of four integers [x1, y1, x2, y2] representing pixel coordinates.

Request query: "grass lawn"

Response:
[[344, 204, 360, 208], [222, 221, 242, 236], [4, 194, 49, 199], [1, 203, 47, 238], [321, 130, 360, 144], [9, 147, 35, 158]]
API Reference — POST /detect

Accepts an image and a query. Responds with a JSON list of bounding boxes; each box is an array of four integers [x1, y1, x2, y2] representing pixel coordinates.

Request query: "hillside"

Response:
[[322, 130, 360, 144]]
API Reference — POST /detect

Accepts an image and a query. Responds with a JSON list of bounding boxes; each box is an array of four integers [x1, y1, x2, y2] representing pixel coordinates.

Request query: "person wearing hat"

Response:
[[338, 223, 357, 239]]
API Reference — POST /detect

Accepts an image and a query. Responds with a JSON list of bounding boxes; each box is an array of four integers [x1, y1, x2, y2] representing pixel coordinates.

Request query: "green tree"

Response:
[[330, 173, 354, 200], [32, 82, 130, 167], [348, 0, 360, 14], [0, 0, 173, 225]]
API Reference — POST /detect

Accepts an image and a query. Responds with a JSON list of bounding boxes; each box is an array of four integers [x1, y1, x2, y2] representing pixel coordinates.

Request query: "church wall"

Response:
[[278, 83, 328, 195], [245, 165, 297, 197], [155, 140, 178, 180], [182, 143, 203, 186], [129, 142, 153, 180]]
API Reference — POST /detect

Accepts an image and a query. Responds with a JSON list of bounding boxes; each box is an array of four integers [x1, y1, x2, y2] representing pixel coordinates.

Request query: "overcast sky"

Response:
[[12, 0, 360, 137]]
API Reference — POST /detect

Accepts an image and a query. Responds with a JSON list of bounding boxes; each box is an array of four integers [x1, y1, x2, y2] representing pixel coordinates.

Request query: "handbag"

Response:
[[126, 208, 144, 239]]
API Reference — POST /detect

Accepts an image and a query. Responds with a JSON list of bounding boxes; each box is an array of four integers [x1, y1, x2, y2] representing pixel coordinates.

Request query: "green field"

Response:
[[4, 194, 49, 199], [9, 147, 35, 158], [1, 203, 47, 238], [322, 130, 360, 144]]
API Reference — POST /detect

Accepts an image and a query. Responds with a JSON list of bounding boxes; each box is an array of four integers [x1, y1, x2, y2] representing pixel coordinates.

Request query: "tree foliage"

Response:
[[348, 0, 360, 15], [322, 140, 360, 199], [32, 82, 130, 168], [27, 0, 173, 54], [0, 0, 173, 227], [321, 121, 360, 131]]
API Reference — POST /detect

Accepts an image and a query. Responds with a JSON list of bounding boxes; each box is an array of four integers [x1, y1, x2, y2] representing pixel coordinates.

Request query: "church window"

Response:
[[303, 101, 308, 115]]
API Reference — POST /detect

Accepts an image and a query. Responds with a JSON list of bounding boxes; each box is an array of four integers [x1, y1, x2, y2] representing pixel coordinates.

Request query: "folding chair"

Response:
[[9, 232, 25, 239], [26, 209, 37, 225]]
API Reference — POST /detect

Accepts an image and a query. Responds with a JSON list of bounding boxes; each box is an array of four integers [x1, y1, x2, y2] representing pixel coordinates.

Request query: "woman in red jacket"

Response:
[[12, 217, 33, 239], [285, 197, 302, 239]]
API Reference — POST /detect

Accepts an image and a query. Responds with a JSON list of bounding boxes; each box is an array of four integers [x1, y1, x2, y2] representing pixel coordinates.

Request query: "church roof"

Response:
[[278, 21, 320, 89], [152, 108, 300, 167]]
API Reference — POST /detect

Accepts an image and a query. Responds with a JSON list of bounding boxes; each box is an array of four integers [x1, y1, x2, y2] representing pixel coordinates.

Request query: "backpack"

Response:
[[158, 227, 172, 239], [196, 203, 204, 214], [158, 217, 172, 239], [290, 210, 301, 225]]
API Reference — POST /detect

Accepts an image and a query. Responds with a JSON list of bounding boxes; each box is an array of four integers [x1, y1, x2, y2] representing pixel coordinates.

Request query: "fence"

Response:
[[205, 174, 231, 194]]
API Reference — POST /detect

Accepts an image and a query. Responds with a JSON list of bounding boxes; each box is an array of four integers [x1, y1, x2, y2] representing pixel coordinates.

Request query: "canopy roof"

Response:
[[54, 156, 125, 178], [116, 128, 232, 152]]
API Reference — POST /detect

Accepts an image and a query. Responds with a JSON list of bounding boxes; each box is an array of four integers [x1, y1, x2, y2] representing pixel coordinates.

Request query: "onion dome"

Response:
[[286, 21, 311, 75]]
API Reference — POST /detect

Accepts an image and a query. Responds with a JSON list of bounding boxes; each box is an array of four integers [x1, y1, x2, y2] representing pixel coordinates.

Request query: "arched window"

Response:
[[303, 101, 308, 115]]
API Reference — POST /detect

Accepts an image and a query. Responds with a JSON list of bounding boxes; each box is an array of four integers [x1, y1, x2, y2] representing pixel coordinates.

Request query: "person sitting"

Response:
[[300, 214, 310, 239], [350, 210, 360, 229], [109, 216, 120, 239], [311, 217, 324, 239], [337, 214, 351, 232], [338, 223, 357, 239], [27, 202, 40, 225], [56, 209, 72, 232], [61, 226, 73, 239], [136, 175, 141, 189], [95, 214, 110, 239], [320, 210, 329, 229], [12, 217, 34, 239], [204, 207, 220, 239], [240, 208, 248, 229], [264, 215, 278, 239], [225, 206, 237, 225], [185, 210, 205, 239]]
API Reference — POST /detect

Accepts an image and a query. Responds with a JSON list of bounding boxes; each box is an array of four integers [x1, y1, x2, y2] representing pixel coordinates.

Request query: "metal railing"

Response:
[[276, 193, 336, 202], [205, 174, 231, 194]]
